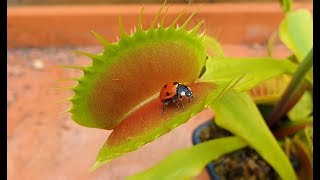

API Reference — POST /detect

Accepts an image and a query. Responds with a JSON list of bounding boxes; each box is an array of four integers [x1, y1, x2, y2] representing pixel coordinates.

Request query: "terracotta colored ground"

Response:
[[7, 44, 290, 180]]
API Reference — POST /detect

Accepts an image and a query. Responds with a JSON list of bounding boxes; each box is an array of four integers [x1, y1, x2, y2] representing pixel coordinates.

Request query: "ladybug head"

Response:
[[186, 90, 193, 98]]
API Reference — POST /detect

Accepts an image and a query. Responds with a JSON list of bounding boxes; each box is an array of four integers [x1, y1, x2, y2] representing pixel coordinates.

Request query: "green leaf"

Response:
[[127, 136, 247, 180], [204, 35, 225, 58], [200, 57, 297, 92], [304, 125, 313, 153], [210, 91, 297, 180], [292, 134, 313, 179], [288, 91, 313, 121], [266, 48, 313, 127], [279, 0, 292, 13], [273, 118, 313, 139], [279, 9, 313, 62], [267, 32, 278, 57], [249, 75, 291, 105]]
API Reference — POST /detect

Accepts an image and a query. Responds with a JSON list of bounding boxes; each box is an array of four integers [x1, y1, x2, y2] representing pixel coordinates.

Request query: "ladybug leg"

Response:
[[161, 101, 170, 116], [161, 104, 165, 116], [189, 96, 194, 102], [172, 97, 180, 108], [179, 96, 185, 111]]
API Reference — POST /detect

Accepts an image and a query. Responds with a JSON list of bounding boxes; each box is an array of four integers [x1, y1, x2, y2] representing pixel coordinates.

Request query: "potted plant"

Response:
[[62, 0, 312, 179], [190, 0, 313, 178]]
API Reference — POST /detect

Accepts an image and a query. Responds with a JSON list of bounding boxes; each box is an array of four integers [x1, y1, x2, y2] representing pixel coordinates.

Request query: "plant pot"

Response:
[[192, 120, 220, 180], [192, 119, 285, 179], [192, 105, 305, 179]]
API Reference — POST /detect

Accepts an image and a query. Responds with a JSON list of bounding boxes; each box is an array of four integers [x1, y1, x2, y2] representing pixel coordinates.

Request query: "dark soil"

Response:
[[200, 121, 299, 180]]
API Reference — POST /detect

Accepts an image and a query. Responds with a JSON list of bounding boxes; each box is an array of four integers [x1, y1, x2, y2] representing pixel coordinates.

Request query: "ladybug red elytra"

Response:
[[159, 82, 194, 116]]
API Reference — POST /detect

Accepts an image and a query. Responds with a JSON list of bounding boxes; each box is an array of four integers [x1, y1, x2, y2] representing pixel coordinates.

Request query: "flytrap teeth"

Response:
[[71, 50, 101, 60], [59, 108, 73, 115], [56, 78, 79, 82], [150, 0, 167, 29], [190, 19, 205, 34], [54, 86, 74, 90], [138, 5, 145, 31], [58, 65, 86, 70], [170, 2, 191, 28], [181, 4, 203, 29], [161, 6, 169, 27], [91, 31, 110, 47], [118, 16, 127, 38], [55, 98, 71, 103]]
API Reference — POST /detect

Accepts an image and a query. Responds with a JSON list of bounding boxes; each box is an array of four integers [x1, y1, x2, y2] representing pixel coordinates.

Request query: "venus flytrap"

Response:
[[61, 1, 312, 179], [62, 2, 244, 171], [127, 1, 312, 179]]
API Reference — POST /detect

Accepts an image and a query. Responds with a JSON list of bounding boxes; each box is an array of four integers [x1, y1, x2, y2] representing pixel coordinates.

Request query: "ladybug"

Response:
[[159, 82, 194, 116]]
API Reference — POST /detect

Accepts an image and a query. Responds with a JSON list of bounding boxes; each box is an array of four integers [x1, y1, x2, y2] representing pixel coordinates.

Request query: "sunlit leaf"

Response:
[[91, 80, 242, 170], [292, 135, 313, 179], [200, 57, 297, 92], [273, 118, 313, 139], [288, 54, 299, 64], [288, 91, 313, 121], [304, 126, 313, 153], [279, 0, 292, 13], [266, 48, 312, 127], [204, 35, 225, 58], [267, 32, 278, 57], [210, 91, 297, 180], [127, 136, 246, 180], [249, 75, 291, 105], [279, 9, 313, 62]]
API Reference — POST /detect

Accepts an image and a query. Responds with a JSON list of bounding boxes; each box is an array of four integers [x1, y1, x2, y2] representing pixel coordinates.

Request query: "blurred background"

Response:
[[7, 0, 312, 180], [8, 0, 310, 5]]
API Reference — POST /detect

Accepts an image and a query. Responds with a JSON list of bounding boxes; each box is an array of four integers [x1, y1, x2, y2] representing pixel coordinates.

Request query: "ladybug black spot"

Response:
[[166, 92, 170, 96], [163, 84, 167, 89]]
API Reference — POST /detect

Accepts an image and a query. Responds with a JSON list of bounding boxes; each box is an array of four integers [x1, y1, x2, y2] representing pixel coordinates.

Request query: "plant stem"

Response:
[[267, 48, 313, 128], [273, 120, 313, 139]]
